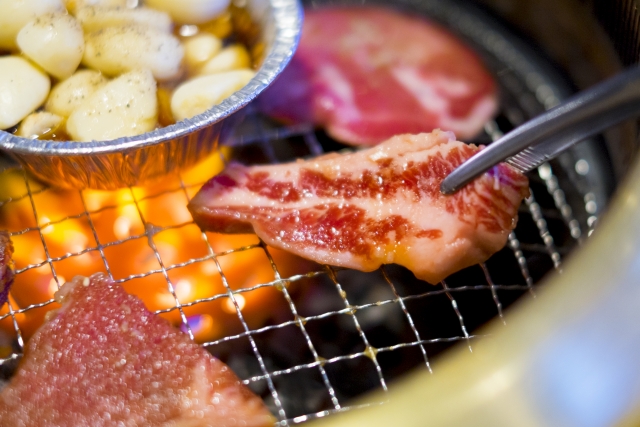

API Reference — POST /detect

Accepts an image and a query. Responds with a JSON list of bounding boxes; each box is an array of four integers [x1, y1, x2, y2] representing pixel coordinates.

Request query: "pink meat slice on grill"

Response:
[[257, 6, 498, 146], [0, 231, 14, 308], [0, 274, 274, 427], [188, 131, 529, 284]]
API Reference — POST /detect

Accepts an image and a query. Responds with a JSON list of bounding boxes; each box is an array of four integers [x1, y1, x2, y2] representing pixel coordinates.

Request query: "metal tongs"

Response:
[[440, 66, 640, 194]]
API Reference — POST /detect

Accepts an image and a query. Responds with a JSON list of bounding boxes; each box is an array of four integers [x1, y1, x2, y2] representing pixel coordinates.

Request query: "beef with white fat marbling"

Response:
[[189, 131, 529, 284]]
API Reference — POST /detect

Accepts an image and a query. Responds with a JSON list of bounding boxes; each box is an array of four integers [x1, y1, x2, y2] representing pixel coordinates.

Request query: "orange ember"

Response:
[[0, 149, 314, 344]]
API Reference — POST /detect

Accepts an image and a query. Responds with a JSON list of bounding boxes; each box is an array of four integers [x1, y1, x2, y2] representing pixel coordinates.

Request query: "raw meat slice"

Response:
[[0, 231, 14, 308], [257, 6, 497, 146], [188, 130, 529, 284], [0, 273, 274, 427]]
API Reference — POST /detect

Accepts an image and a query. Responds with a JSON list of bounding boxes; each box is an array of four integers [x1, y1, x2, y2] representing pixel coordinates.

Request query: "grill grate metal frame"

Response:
[[0, 0, 618, 425]]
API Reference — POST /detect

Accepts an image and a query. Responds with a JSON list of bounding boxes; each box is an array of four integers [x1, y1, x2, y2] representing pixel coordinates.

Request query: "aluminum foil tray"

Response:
[[0, 0, 302, 190]]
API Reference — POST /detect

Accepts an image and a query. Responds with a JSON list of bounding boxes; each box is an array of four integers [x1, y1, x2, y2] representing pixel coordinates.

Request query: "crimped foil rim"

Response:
[[0, 0, 302, 156]]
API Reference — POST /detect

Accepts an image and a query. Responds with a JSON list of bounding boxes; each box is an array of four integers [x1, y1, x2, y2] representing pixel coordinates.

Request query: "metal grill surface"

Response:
[[0, 0, 617, 425]]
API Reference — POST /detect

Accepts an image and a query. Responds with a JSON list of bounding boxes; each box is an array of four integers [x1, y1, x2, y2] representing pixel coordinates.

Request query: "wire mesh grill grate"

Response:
[[0, 114, 595, 424]]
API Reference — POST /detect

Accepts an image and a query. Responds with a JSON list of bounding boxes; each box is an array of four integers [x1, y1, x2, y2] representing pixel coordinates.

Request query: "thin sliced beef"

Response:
[[258, 6, 497, 146], [0, 273, 274, 427], [189, 131, 529, 284]]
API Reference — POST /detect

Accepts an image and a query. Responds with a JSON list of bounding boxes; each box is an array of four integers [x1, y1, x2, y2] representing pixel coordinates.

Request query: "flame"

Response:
[[0, 148, 314, 342], [48, 277, 65, 297], [223, 294, 246, 313]]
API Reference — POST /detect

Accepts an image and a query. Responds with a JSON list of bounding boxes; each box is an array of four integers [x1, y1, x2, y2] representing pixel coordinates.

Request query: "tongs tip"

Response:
[[441, 66, 640, 195], [440, 174, 462, 195]]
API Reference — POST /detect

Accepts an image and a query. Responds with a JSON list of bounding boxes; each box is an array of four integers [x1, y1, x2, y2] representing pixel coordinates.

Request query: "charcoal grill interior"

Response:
[[0, 0, 626, 425]]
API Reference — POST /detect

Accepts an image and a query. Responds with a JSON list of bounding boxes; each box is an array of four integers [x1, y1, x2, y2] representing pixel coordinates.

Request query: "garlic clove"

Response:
[[46, 69, 108, 118], [0, 56, 51, 130], [17, 13, 85, 80], [66, 69, 158, 142], [82, 24, 184, 81], [171, 69, 254, 121]]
